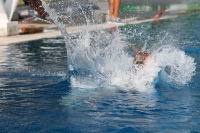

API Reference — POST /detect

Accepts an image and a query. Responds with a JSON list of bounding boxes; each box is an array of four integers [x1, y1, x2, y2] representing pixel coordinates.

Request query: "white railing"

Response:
[[0, 0, 19, 36], [0, 0, 18, 22]]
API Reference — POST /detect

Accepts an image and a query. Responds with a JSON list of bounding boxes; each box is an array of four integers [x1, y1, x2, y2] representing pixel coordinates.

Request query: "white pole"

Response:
[[0, 0, 19, 36], [0, 0, 8, 22], [5, 0, 19, 21]]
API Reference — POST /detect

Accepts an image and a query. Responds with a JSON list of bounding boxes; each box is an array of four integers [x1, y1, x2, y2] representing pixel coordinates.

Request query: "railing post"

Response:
[[0, 0, 19, 36]]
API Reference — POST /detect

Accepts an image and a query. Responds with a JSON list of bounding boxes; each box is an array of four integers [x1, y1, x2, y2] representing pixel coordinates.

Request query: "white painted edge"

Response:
[[0, 15, 177, 45]]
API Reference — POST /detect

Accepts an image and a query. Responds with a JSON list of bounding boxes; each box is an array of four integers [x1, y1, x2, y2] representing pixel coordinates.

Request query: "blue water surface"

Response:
[[0, 13, 200, 133]]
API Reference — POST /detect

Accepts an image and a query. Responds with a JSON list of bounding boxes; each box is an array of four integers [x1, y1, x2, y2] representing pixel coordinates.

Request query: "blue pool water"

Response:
[[1, 13, 200, 132]]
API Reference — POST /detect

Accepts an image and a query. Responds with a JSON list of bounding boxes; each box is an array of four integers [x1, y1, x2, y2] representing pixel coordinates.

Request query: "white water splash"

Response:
[[68, 29, 196, 93], [41, 0, 196, 93], [154, 45, 196, 85]]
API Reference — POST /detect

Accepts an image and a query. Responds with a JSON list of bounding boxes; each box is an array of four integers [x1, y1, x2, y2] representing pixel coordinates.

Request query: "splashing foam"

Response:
[[154, 45, 196, 85], [68, 30, 196, 93], [41, 1, 196, 93]]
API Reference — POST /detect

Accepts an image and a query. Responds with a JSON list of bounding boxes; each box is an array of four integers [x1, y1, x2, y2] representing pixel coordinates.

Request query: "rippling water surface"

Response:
[[1, 14, 200, 132]]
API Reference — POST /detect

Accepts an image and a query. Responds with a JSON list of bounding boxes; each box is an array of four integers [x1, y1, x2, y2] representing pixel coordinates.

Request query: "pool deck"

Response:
[[0, 15, 177, 45]]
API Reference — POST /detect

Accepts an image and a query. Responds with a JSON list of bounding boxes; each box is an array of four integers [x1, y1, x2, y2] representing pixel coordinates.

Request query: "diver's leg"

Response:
[[109, 0, 115, 19], [113, 0, 121, 19]]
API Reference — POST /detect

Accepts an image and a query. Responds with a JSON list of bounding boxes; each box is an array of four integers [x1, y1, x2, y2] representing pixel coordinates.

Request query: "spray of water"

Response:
[[41, 0, 196, 93], [66, 29, 195, 93], [154, 45, 196, 85]]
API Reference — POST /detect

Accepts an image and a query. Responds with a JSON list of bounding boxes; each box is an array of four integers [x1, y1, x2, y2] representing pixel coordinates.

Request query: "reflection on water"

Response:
[[1, 38, 67, 74]]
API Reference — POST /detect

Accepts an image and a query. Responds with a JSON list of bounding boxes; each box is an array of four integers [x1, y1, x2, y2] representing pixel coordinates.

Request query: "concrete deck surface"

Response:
[[0, 15, 177, 45], [121, 0, 200, 5]]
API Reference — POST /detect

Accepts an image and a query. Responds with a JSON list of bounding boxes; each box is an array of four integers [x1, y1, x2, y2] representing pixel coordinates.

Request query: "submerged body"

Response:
[[134, 51, 151, 65], [131, 44, 152, 66]]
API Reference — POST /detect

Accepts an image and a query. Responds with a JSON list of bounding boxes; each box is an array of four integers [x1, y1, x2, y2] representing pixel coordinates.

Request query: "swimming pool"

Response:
[[0, 13, 200, 132]]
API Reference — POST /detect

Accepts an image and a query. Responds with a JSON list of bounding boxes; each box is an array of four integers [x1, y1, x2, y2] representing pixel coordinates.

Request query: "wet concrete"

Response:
[[121, 0, 200, 5], [0, 15, 177, 45], [1, 0, 199, 45]]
